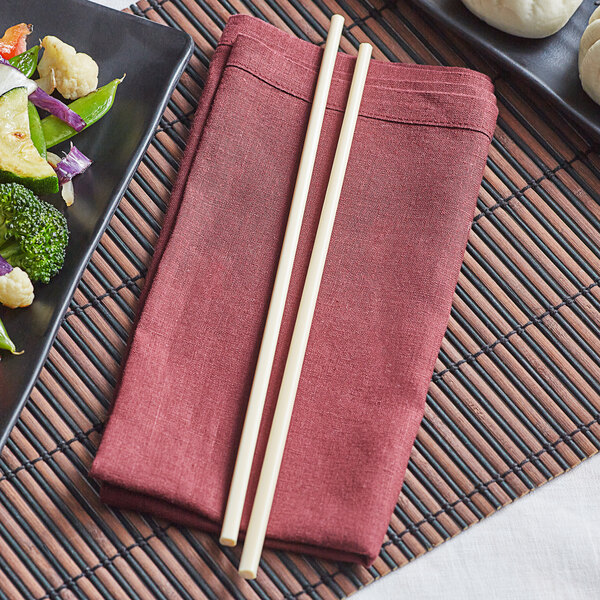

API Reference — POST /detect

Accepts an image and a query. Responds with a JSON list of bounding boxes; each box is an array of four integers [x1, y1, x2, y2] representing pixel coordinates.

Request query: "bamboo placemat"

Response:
[[1, 0, 600, 597]]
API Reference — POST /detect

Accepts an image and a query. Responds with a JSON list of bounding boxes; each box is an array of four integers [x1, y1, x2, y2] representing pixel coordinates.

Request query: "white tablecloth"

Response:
[[360, 455, 600, 600], [92, 2, 600, 597], [91, 0, 130, 9]]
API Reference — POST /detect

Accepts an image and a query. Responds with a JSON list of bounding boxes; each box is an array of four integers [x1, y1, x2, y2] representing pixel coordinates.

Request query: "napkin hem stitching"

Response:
[[221, 15, 495, 86], [227, 63, 496, 140]]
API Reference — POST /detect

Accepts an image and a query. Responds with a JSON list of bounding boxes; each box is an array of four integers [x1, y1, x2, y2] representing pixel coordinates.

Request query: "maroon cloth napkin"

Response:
[[91, 15, 497, 566]]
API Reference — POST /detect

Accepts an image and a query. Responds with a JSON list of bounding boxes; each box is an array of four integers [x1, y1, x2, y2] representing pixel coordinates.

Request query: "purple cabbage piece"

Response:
[[0, 58, 9, 67], [0, 255, 13, 277], [29, 87, 86, 132], [54, 145, 92, 185]]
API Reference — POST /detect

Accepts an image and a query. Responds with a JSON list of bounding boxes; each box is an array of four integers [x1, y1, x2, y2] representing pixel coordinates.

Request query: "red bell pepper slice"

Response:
[[0, 23, 32, 60]]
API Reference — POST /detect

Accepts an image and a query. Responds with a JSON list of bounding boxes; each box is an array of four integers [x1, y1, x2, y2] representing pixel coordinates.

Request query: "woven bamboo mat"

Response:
[[1, 0, 600, 597]]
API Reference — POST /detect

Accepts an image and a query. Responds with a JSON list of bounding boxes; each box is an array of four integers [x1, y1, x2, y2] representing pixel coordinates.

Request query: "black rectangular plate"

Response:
[[411, 0, 600, 138], [0, 0, 193, 449]]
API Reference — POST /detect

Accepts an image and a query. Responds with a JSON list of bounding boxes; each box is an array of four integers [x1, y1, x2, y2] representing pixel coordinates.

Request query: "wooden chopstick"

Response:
[[238, 41, 373, 579], [219, 14, 346, 549]]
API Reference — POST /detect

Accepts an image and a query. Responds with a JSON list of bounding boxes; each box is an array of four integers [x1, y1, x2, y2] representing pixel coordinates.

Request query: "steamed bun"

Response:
[[580, 7, 600, 104], [460, 0, 583, 39]]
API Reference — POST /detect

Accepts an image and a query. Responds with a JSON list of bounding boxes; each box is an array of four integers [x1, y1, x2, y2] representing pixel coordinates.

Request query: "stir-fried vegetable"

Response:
[[29, 87, 86, 131], [41, 78, 122, 148], [0, 317, 20, 354], [0, 22, 122, 354], [47, 145, 92, 206], [0, 254, 34, 308], [0, 87, 58, 195], [0, 58, 87, 132], [27, 101, 46, 159], [0, 24, 31, 60], [53, 145, 92, 185], [0, 255, 11, 276], [0, 183, 68, 284], [38, 36, 99, 100], [0, 62, 36, 96], [9, 45, 39, 78]]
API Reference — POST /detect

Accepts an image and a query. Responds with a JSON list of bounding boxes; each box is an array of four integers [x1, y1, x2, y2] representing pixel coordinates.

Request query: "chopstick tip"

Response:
[[239, 567, 258, 580], [219, 535, 238, 547], [331, 13, 345, 27]]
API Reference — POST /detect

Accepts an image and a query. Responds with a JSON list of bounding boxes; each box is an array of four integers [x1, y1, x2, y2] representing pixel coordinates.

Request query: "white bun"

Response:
[[589, 5, 600, 24], [461, 0, 583, 38], [580, 38, 600, 105], [579, 19, 600, 70]]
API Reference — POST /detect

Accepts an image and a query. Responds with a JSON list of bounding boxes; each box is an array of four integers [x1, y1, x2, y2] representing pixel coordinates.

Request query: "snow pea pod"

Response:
[[8, 45, 39, 78], [0, 317, 19, 354], [41, 78, 122, 148], [28, 101, 46, 159]]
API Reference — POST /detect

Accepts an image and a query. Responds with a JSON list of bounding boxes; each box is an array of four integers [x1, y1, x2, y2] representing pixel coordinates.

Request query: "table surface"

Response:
[[2, 1, 599, 598]]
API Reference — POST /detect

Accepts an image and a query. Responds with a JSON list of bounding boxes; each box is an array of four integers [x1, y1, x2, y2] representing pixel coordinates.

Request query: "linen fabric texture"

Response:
[[91, 15, 498, 566]]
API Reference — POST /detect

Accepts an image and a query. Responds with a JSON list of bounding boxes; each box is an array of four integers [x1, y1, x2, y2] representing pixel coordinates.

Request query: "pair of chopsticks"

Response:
[[219, 14, 372, 579]]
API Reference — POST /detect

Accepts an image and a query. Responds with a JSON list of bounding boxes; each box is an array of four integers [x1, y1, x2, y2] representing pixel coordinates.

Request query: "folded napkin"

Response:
[[91, 15, 497, 566]]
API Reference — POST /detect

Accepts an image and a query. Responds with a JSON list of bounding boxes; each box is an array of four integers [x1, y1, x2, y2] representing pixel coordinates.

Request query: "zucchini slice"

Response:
[[0, 87, 58, 195]]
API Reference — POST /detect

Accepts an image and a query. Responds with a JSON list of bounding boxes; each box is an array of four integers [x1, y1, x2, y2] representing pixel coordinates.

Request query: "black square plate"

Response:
[[412, 0, 600, 138], [0, 0, 193, 449]]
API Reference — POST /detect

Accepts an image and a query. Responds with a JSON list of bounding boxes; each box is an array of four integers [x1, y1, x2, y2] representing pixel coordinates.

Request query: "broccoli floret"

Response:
[[0, 183, 68, 284]]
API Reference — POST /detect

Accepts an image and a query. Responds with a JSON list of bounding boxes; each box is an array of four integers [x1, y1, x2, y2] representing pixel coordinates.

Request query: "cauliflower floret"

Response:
[[36, 66, 56, 95], [38, 36, 98, 100], [0, 267, 34, 308]]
